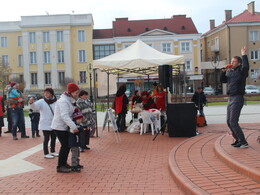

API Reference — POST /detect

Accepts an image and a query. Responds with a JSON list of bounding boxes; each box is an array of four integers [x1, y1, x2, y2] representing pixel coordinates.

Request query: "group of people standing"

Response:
[[1, 81, 96, 173], [114, 83, 166, 132]]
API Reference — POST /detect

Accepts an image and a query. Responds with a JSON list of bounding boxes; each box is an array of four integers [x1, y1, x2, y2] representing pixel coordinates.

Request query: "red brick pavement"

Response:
[[0, 127, 185, 194]]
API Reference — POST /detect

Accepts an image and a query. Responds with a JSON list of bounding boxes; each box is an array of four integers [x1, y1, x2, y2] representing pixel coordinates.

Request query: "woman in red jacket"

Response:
[[155, 86, 166, 111], [141, 91, 156, 110], [114, 84, 129, 132], [0, 95, 5, 136]]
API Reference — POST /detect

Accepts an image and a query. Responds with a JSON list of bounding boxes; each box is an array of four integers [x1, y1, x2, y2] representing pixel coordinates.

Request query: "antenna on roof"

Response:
[[72, 10, 75, 14], [46, 11, 49, 15]]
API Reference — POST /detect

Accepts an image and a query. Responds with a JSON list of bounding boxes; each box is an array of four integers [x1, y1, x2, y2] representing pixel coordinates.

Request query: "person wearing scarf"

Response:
[[51, 83, 80, 173], [29, 88, 58, 159]]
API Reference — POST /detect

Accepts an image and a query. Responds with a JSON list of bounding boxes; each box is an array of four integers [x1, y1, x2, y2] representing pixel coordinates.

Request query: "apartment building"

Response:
[[93, 15, 201, 96], [201, 1, 260, 94], [0, 14, 93, 94]]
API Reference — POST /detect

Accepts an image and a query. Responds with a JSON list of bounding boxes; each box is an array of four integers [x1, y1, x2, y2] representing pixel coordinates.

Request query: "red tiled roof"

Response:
[[93, 29, 113, 39], [113, 16, 198, 37], [202, 10, 260, 36], [93, 15, 198, 39]]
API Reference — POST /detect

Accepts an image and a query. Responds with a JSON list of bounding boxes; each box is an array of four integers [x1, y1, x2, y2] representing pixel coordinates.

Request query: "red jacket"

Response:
[[0, 96, 4, 117], [115, 94, 128, 114], [142, 96, 156, 110], [155, 91, 166, 111]]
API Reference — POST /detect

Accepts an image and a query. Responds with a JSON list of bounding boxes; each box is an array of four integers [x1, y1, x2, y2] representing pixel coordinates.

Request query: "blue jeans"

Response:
[[30, 113, 40, 136], [11, 108, 26, 137]]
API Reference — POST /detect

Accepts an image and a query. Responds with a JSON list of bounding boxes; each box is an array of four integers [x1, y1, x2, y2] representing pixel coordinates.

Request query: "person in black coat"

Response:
[[191, 87, 207, 117]]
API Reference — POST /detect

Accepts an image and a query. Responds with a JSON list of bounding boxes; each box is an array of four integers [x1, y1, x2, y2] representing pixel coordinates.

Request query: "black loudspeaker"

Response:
[[167, 102, 197, 137], [158, 65, 172, 88]]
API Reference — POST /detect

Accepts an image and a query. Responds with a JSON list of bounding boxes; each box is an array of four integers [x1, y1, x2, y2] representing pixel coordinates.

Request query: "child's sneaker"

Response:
[[71, 166, 81, 172]]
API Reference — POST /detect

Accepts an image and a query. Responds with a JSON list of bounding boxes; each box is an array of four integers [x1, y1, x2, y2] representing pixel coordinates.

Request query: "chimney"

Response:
[[225, 10, 232, 21], [248, 1, 255, 14], [210, 19, 215, 30]]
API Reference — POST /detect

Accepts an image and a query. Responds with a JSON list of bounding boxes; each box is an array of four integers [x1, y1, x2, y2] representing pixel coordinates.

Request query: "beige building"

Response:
[[201, 1, 260, 94], [0, 14, 93, 95]]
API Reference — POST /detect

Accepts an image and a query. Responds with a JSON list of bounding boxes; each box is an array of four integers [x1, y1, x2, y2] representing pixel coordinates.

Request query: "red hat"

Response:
[[134, 90, 138, 94], [9, 81, 16, 87], [141, 91, 149, 96], [72, 108, 83, 121], [67, 83, 79, 93]]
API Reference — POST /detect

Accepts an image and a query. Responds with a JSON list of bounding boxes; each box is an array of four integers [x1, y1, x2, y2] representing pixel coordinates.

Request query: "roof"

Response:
[[93, 29, 113, 39], [93, 15, 198, 39], [202, 10, 260, 36]]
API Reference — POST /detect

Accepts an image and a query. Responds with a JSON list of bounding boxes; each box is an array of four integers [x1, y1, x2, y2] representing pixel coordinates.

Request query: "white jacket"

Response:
[[30, 99, 56, 131], [51, 93, 77, 132]]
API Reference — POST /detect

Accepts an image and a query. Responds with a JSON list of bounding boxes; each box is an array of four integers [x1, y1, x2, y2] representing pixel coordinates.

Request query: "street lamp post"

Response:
[[211, 54, 219, 95], [87, 63, 93, 102]]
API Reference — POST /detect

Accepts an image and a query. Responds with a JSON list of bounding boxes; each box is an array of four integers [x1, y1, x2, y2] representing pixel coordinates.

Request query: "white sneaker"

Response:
[[45, 154, 54, 159], [51, 152, 59, 157]]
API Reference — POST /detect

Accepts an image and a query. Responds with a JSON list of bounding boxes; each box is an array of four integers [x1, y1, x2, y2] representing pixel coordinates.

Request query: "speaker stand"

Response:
[[153, 119, 167, 141]]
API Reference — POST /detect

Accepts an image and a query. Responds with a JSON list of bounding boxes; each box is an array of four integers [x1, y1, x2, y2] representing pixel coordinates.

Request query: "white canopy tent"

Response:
[[93, 39, 184, 75]]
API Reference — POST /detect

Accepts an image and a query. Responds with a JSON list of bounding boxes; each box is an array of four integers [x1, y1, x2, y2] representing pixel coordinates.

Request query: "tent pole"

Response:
[[183, 64, 187, 102], [107, 72, 110, 132], [93, 68, 98, 137]]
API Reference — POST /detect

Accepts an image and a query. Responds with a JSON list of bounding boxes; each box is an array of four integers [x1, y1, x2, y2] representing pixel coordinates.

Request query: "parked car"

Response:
[[203, 87, 215, 95], [245, 85, 260, 94]]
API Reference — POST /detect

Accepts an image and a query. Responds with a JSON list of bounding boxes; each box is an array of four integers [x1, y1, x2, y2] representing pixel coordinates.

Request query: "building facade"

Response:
[[93, 15, 201, 96], [0, 14, 93, 94], [201, 1, 260, 94]]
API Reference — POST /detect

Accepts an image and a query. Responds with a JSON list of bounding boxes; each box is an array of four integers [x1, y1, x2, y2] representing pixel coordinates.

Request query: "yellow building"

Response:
[[201, 1, 260, 94], [0, 14, 93, 94]]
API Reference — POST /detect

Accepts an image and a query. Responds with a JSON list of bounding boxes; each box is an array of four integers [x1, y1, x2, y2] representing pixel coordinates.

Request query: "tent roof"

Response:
[[93, 39, 184, 75]]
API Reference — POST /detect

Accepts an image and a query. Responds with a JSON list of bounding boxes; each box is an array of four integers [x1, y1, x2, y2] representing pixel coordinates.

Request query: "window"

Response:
[[30, 52, 37, 64], [249, 31, 259, 42], [18, 36, 22, 47], [19, 75, 24, 83], [185, 60, 192, 71], [94, 44, 115, 60], [80, 71, 86, 83], [18, 55, 23, 67], [207, 41, 210, 48], [29, 32, 36, 43], [43, 32, 50, 43], [58, 72, 65, 84], [181, 42, 191, 52], [123, 44, 131, 48], [162, 43, 172, 53], [250, 68, 259, 79], [1, 37, 7, 48], [57, 50, 64, 63], [31, 73, 37, 85], [45, 72, 51, 84], [78, 50, 86, 62], [57, 31, 63, 42], [250, 50, 259, 60], [1, 55, 8, 66], [78, 30, 85, 42], [44, 51, 51, 64]]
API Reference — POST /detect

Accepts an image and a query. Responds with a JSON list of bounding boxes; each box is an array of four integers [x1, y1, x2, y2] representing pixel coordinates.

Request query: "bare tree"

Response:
[[0, 57, 12, 97]]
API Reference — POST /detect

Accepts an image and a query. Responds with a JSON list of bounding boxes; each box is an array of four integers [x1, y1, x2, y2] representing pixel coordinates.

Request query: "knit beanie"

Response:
[[67, 83, 79, 94], [72, 108, 83, 121], [44, 88, 54, 96], [9, 81, 16, 87]]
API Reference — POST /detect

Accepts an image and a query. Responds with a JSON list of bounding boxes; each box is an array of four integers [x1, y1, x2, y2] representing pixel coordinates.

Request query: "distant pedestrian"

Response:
[[192, 87, 207, 117], [0, 95, 5, 136], [51, 83, 80, 173], [29, 88, 58, 159], [29, 97, 40, 138], [220, 46, 249, 148], [8, 82, 29, 140]]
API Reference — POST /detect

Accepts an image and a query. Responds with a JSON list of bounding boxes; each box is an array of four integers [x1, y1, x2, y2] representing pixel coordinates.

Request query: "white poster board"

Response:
[[101, 108, 121, 143]]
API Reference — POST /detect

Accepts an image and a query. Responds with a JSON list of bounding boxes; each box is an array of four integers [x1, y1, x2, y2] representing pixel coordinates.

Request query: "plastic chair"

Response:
[[149, 109, 161, 132], [138, 111, 157, 135]]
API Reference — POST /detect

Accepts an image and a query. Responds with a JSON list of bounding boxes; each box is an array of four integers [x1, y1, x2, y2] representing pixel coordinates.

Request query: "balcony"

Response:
[[211, 45, 219, 52]]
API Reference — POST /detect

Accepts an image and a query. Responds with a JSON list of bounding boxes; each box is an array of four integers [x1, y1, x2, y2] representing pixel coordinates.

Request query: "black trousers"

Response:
[[79, 130, 90, 148], [116, 113, 126, 132], [54, 130, 70, 168], [42, 130, 57, 155]]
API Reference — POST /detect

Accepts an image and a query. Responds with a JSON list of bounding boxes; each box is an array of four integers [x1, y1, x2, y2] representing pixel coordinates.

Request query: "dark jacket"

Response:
[[220, 55, 249, 96], [68, 125, 85, 147], [191, 92, 207, 109]]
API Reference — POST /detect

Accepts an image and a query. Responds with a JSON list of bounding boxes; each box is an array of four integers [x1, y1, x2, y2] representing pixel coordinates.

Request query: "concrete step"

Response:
[[169, 133, 260, 195]]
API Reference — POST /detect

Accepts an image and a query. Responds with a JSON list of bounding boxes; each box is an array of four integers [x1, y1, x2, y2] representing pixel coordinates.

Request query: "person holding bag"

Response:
[[29, 88, 58, 159]]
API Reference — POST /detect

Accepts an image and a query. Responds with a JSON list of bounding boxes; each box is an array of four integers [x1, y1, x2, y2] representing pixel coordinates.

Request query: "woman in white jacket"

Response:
[[29, 88, 58, 159], [51, 83, 80, 173]]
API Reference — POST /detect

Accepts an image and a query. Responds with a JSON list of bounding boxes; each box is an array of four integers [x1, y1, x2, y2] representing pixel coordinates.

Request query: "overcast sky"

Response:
[[1, 0, 259, 33]]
